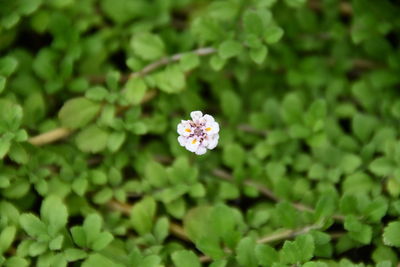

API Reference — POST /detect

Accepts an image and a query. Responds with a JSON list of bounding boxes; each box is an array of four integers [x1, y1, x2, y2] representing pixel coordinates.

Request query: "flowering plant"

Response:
[[177, 111, 219, 155]]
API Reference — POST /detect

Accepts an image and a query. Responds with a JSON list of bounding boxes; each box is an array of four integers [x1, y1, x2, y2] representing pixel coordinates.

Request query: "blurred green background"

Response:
[[1, 0, 400, 266]]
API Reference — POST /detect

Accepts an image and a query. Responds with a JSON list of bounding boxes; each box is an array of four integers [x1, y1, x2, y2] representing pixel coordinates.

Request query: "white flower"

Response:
[[177, 111, 220, 155]]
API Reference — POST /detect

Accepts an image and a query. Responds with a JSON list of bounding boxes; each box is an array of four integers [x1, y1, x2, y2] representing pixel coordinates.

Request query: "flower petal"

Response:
[[190, 111, 203, 122], [205, 121, 220, 135], [207, 134, 219, 149], [195, 146, 207, 155], [177, 121, 192, 136], [178, 136, 187, 147], [185, 137, 200, 152]]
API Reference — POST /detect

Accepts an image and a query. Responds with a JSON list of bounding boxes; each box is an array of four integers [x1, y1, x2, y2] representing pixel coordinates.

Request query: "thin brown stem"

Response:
[[28, 127, 72, 146], [90, 47, 216, 83]]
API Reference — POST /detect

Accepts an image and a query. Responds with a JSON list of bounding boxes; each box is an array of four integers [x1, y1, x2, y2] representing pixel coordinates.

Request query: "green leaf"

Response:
[[123, 77, 147, 105], [249, 45, 268, 64], [369, 157, 395, 176], [352, 113, 377, 142], [264, 26, 284, 44], [83, 214, 102, 245], [85, 86, 109, 101], [243, 10, 263, 36], [364, 198, 388, 222], [0, 226, 16, 253], [171, 250, 201, 267], [49, 235, 64, 250], [91, 232, 113, 251], [82, 253, 123, 267], [340, 154, 362, 174], [58, 97, 101, 129], [209, 54, 226, 71], [344, 215, 372, 244], [236, 236, 258, 267], [41, 195, 68, 235], [0, 76, 6, 93], [154, 217, 169, 243], [255, 244, 279, 267], [64, 248, 87, 261], [19, 214, 47, 238], [8, 143, 29, 164], [71, 180, 88, 200], [155, 65, 185, 93], [280, 234, 314, 264], [71, 226, 86, 248], [107, 131, 126, 152], [221, 90, 241, 120], [223, 143, 245, 169], [383, 221, 400, 247], [28, 241, 47, 256], [0, 56, 18, 76], [0, 138, 11, 159], [145, 161, 168, 187], [4, 256, 29, 267], [75, 125, 109, 153], [218, 40, 243, 59], [130, 33, 165, 61], [130, 197, 156, 235], [179, 53, 200, 71], [275, 202, 297, 228], [284, 0, 306, 8]]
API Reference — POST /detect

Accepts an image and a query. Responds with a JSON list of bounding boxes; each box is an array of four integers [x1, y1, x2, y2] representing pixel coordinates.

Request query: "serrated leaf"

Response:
[[280, 234, 314, 264], [236, 236, 258, 267], [41, 195, 68, 235], [58, 97, 101, 129], [19, 214, 47, 238], [83, 214, 102, 245], [49, 235, 64, 250], [383, 221, 400, 247], [255, 244, 279, 267], [171, 250, 201, 267]]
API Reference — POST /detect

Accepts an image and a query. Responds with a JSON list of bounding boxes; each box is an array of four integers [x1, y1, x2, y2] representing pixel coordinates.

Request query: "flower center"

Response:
[[194, 127, 203, 136]]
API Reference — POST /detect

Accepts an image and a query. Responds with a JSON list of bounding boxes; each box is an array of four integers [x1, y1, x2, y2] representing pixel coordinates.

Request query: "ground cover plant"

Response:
[[1, 0, 400, 266]]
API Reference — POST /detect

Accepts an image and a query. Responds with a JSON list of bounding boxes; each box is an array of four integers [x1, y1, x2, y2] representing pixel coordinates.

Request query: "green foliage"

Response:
[[1, 0, 400, 265]]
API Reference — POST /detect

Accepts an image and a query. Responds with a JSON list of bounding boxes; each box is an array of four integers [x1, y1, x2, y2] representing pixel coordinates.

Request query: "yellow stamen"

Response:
[[192, 139, 197, 144], [205, 127, 211, 131], [185, 128, 191, 132]]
